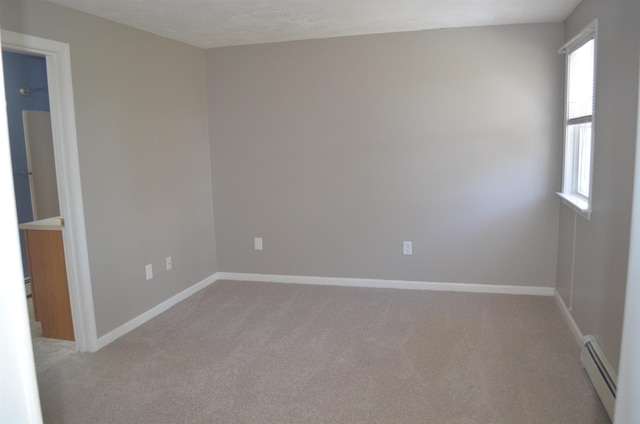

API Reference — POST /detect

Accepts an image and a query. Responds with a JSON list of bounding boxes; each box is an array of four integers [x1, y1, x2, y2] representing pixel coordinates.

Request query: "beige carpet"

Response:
[[27, 290, 77, 373], [34, 280, 609, 423]]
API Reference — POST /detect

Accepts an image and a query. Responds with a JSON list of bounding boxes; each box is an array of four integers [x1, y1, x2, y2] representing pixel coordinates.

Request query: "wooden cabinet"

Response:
[[21, 218, 74, 341]]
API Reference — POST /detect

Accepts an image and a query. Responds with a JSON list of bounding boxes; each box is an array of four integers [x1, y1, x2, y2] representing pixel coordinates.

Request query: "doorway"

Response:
[[2, 51, 56, 280], [2, 50, 74, 355], [1, 30, 97, 352]]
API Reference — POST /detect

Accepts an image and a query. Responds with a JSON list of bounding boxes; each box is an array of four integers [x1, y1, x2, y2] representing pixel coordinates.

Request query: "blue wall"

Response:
[[2, 51, 51, 278]]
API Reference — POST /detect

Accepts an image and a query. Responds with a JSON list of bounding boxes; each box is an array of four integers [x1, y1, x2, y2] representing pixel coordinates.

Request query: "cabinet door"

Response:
[[25, 229, 74, 341]]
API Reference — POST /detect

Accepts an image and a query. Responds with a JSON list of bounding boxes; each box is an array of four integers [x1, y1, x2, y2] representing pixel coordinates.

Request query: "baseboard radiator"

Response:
[[581, 336, 617, 420]]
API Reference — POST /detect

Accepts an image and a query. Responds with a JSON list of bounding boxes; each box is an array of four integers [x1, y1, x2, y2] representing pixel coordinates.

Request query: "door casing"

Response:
[[2, 30, 97, 352]]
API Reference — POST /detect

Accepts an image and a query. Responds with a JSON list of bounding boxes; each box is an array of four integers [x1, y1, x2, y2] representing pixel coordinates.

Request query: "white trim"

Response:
[[615, 50, 640, 424], [2, 30, 97, 352], [554, 289, 584, 345], [216, 272, 555, 296], [0, 32, 43, 424], [96, 274, 218, 349], [94, 272, 554, 350], [556, 192, 591, 220], [569, 212, 578, 310], [558, 19, 598, 54], [559, 20, 598, 218]]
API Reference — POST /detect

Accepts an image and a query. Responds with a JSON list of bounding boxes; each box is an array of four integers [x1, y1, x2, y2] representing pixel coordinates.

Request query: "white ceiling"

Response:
[[45, 0, 582, 49]]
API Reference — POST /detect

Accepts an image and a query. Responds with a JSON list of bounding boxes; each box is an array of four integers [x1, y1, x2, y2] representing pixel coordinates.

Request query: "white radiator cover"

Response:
[[581, 335, 617, 420]]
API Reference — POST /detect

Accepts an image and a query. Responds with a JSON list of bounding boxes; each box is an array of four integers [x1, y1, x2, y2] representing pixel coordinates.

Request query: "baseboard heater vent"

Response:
[[581, 335, 617, 420]]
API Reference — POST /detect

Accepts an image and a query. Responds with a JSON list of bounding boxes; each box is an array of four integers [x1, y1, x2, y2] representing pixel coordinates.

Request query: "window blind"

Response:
[[567, 39, 595, 122]]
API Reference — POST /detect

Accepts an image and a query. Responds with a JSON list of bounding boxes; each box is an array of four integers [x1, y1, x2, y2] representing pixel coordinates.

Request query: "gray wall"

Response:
[[0, 0, 218, 337], [557, 0, 640, 371], [207, 24, 564, 286]]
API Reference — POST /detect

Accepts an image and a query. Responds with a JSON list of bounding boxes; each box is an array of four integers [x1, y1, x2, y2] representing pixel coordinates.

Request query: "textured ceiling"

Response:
[[45, 0, 582, 49]]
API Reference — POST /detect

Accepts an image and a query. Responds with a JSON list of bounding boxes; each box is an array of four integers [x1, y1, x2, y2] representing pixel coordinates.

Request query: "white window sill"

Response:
[[557, 192, 591, 220]]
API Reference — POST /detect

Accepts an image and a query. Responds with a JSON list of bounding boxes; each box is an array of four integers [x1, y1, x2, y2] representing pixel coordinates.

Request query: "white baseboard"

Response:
[[95, 272, 554, 350], [554, 289, 584, 345], [216, 272, 555, 296], [96, 273, 219, 350]]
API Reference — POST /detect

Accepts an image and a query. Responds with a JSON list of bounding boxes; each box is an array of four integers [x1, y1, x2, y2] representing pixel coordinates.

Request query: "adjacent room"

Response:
[[1, 0, 639, 422]]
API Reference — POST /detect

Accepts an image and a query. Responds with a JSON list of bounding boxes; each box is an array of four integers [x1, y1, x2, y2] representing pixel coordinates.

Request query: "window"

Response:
[[558, 20, 597, 219]]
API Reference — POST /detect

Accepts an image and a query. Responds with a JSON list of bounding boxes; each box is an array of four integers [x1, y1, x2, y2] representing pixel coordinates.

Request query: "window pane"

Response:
[[568, 122, 592, 197], [568, 39, 595, 120]]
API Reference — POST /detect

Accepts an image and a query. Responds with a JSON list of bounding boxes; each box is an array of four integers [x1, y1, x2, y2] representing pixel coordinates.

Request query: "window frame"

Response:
[[557, 20, 598, 220]]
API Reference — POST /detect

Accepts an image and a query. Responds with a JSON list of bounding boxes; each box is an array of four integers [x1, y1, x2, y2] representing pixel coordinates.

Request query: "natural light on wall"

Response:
[[558, 20, 597, 219]]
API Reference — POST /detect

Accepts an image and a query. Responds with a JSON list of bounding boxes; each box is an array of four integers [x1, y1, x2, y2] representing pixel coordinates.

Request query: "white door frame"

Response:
[[2, 30, 97, 352], [0, 32, 43, 424], [614, 51, 640, 424]]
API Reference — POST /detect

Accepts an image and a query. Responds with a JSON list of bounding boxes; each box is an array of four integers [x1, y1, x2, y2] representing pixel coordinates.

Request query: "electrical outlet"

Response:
[[145, 264, 153, 280], [166, 256, 172, 270], [254, 237, 263, 251], [403, 241, 413, 256]]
